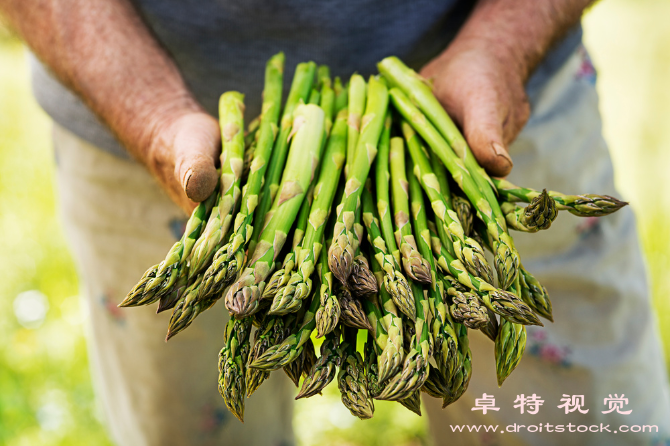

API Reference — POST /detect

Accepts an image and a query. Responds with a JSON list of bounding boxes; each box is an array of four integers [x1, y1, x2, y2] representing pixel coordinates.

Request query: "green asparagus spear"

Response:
[[401, 120, 494, 285], [447, 287, 489, 329], [338, 285, 373, 331], [443, 322, 472, 407], [249, 291, 320, 371], [348, 254, 378, 297], [225, 104, 325, 317], [328, 76, 389, 284], [406, 158, 460, 383], [338, 328, 375, 419], [248, 61, 317, 256], [422, 365, 450, 399], [218, 317, 253, 422], [165, 274, 206, 340], [315, 235, 341, 337], [493, 178, 628, 217], [501, 189, 557, 232], [345, 74, 367, 176], [261, 189, 313, 302], [361, 185, 415, 321], [399, 390, 422, 416], [198, 54, 284, 300], [495, 318, 527, 386], [519, 266, 553, 322], [333, 77, 348, 113], [269, 108, 347, 315], [296, 332, 342, 399], [452, 194, 474, 236], [389, 136, 432, 284], [189, 91, 246, 276], [245, 315, 290, 397]]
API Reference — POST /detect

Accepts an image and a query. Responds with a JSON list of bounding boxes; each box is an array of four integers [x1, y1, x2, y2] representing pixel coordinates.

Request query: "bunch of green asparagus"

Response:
[[120, 53, 627, 422]]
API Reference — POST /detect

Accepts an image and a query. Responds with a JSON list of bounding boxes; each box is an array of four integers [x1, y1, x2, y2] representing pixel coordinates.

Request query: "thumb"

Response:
[[462, 106, 514, 178], [172, 114, 221, 203]]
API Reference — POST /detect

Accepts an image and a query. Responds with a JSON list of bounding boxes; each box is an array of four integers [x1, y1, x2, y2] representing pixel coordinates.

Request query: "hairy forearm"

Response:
[[448, 0, 594, 81], [0, 0, 201, 164]]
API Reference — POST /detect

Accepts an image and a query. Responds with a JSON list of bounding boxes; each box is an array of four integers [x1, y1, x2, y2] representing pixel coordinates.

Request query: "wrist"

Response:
[[444, 0, 589, 83]]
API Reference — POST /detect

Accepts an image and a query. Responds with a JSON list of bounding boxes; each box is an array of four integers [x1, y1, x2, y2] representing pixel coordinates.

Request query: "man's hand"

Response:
[[0, 0, 220, 214], [421, 0, 592, 177], [421, 39, 527, 177], [146, 111, 220, 213]]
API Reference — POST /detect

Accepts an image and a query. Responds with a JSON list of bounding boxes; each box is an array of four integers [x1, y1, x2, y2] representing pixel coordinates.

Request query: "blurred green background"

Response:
[[1, 1, 669, 445]]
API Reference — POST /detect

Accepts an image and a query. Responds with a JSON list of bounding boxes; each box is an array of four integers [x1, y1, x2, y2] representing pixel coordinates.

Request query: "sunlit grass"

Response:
[[0, 1, 668, 444]]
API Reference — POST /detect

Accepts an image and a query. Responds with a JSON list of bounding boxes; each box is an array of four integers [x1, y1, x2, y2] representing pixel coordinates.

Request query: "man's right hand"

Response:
[[145, 111, 220, 213]]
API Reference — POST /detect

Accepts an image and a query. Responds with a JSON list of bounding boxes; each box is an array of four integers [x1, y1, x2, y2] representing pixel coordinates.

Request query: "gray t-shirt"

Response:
[[30, 0, 582, 159]]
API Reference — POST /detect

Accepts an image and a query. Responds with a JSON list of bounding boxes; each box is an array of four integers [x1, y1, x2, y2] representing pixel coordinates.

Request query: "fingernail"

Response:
[[492, 142, 513, 167]]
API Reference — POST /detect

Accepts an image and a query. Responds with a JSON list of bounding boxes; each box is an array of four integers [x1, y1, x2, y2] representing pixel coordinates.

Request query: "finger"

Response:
[[173, 114, 221, 203], [461, 98, 514, 178]]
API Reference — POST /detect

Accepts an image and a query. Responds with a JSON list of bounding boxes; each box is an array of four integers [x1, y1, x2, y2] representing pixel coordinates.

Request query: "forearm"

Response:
[[0, 0, 200, 165], [445, 0, 593, 81]]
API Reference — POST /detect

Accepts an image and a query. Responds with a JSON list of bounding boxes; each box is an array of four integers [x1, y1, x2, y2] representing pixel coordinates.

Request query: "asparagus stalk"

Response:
[[333, 77, 348, 113], [249, 291, 320, 371], [245, 315, 291, 397], [308, 88, 320, 105], [165, 274, 206, 340], [283, 337, 317, 387], [244, 115, 261, 147], [480, 307, 500, 342], [452, 194, 474, 236], [156, 263, 189, 313], [261, 189, 313, 302], [392, 90, 520, 289], [315, 235, 341, 337], [269, 108, 347, 315], [501, 189, 557, 232], [348, 254, 378, 298], [189, 91, 246, 276], [248, 62, 317, 256], [374, 115, 401, 264], [218, 317, 253, 422], [401, 120, 494, 285], [389, 136, 432, 284], [318, 68, 335, 136], [429, 228, 542, 326], [198, 54, 284, 302], [338, 285, 373, 331], [399, 390, 422, 416], [407, 161, 460, 383], [493, 178, 628, 217], [443, 322, 472, 407], [296, 331, 342, 399], [338, 328, 375, 420], [345, 74, 367, 176], [369, 251, 404, 382], [364, 331, 383, 398], [328, 76, 388, 284], [361, 185, 415, 321], [447, 287, 489, 329], [519, 266, 553, 322], [422, 365, 449, 399], [376, 339, 430, 401], [225, 103, 325, 317], [495, 318, 527, 387]]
